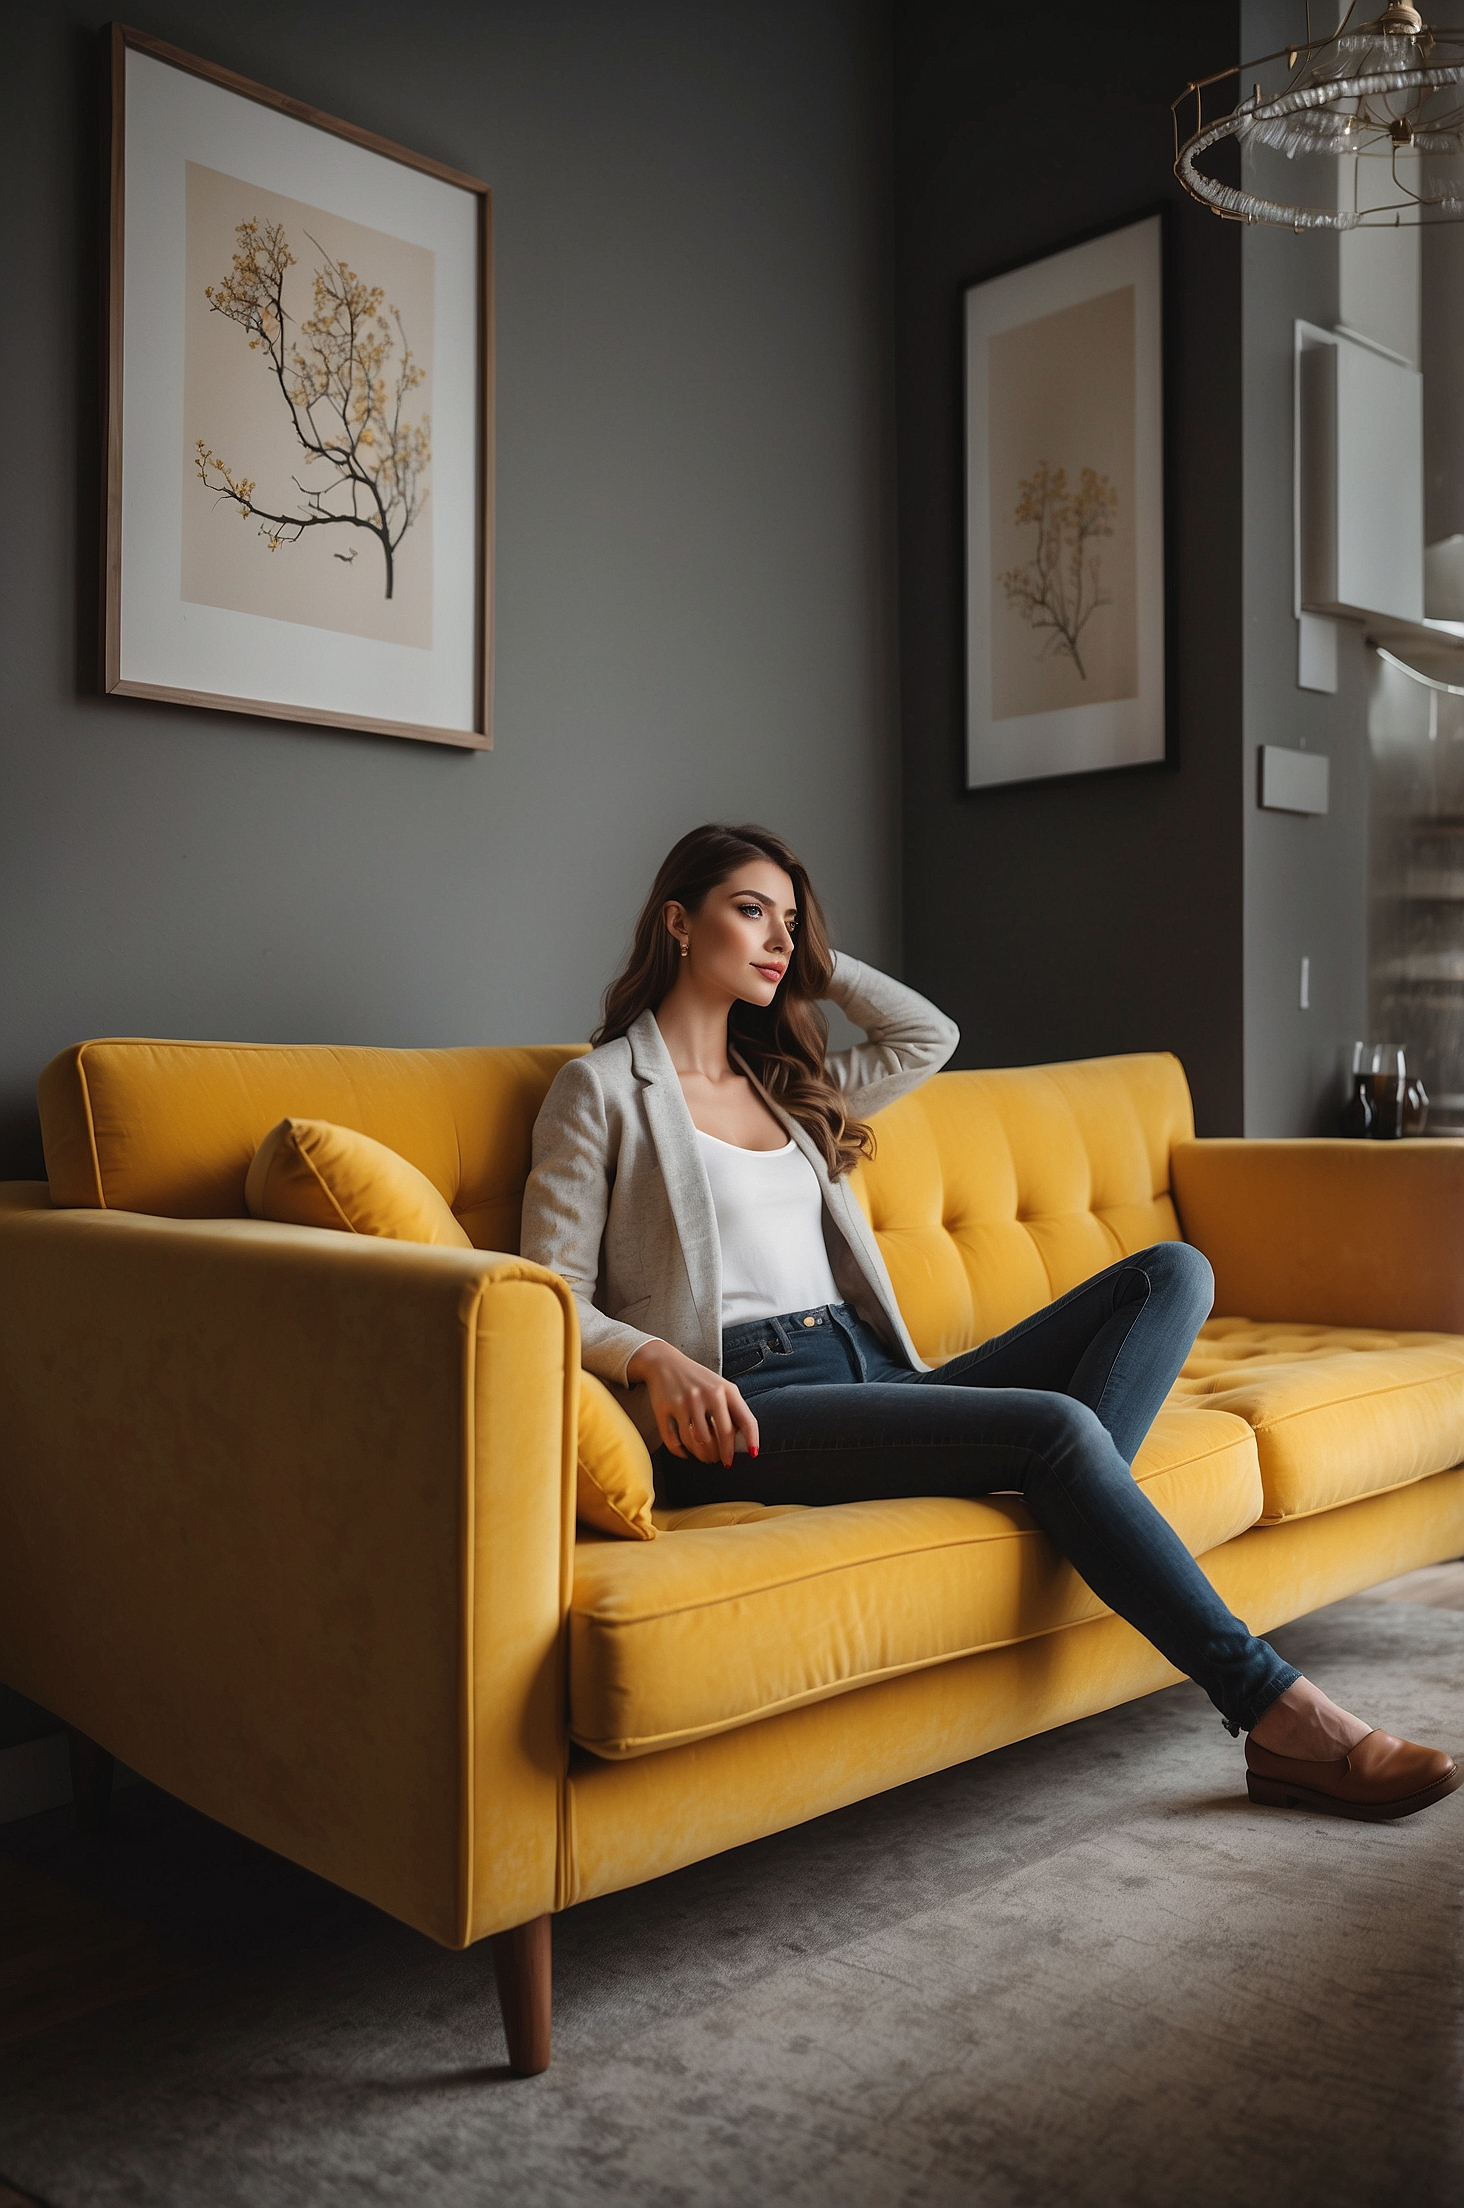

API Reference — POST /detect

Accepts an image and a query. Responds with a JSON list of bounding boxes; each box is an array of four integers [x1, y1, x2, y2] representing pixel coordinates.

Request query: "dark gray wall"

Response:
[[892, 1, 1246, 1135], [1239, 1, 1369, 1136], [0, 0, 899, 1182]]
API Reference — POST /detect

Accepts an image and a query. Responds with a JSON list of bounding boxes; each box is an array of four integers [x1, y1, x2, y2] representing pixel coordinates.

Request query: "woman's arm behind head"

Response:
[[820, 952, 960, 1120]]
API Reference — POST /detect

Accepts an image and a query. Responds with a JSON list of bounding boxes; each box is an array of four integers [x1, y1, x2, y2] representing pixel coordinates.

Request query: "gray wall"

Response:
[[1238, 3, 1369, 1136], [1424, 219, 1464, 552], [893, 0, 1379, 1139], [892, 1, 1247, 1137], [0, 0, 899, 1182]]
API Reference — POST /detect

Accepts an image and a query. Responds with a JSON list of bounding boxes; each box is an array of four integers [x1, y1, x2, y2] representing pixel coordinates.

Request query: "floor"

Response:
[[0, 1570, 1461, 2208]]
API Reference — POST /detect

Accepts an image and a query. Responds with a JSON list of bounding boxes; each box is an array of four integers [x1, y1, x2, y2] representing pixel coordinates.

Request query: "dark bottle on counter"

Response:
[[1338, 1072, 1376, 1138], [1339, 1043, 1376, 1137]]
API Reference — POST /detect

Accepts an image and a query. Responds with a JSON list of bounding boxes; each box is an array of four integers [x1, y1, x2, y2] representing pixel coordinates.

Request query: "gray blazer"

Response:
[[520, 955, 960, 1448]]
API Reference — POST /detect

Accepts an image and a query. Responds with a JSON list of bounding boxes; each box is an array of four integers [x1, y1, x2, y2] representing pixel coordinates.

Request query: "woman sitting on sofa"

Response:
[[523, 821, 1457, 1821]]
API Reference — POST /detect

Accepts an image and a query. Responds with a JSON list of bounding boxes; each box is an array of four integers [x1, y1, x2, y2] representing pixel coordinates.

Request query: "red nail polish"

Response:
[[751, 1445, 759, 1457]]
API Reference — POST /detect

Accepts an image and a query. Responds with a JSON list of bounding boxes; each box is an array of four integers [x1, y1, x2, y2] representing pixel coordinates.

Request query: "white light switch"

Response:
[[1260, 745, 1330, 814]]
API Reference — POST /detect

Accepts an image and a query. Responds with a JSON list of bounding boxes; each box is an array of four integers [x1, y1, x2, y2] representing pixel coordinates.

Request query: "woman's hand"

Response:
[[626, 1340, 760, 1466]]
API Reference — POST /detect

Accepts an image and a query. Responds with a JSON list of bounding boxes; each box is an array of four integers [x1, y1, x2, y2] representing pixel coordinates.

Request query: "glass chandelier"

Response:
[[1173, 2, 1464, 228]]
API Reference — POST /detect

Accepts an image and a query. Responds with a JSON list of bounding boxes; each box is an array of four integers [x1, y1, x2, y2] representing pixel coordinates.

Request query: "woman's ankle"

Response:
[[1249, 1678, 1372, 1759]]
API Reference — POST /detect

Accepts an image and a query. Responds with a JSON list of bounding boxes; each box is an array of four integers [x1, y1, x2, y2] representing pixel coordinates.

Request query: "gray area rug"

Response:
[[0, 1589, 1460, 2208]]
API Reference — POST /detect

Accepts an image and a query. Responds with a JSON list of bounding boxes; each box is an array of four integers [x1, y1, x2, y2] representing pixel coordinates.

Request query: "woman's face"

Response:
[[668, 863, 799, 1007]]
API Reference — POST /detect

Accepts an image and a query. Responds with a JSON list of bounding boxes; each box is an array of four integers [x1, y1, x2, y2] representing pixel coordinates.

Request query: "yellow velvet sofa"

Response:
[[2, 1038, 1463, 2074]]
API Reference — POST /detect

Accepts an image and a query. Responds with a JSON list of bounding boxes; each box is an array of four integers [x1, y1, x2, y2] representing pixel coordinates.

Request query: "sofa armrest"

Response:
[[0, 1198, 576, 1948], [1171, 1138, 1464, 1334]]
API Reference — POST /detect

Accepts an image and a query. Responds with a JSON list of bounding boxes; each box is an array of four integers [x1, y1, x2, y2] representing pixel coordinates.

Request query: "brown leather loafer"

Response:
[[1246, 1729, 1462, 1821]]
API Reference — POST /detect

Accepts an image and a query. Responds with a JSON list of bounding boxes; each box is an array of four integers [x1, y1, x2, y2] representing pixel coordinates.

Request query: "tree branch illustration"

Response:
[[194, 219, 429, 599], [998, 463, 1117, 680]]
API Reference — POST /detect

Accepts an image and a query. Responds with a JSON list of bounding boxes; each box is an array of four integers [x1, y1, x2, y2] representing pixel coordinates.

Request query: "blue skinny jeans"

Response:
[[660, 1243, 1299, 1733]]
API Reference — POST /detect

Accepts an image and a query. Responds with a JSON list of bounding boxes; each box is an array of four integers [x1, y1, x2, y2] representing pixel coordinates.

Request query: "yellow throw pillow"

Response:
[[245, 1118, 473, 1248], [577, 1371, 657, 1540], [247, 1120, 655, 1538]]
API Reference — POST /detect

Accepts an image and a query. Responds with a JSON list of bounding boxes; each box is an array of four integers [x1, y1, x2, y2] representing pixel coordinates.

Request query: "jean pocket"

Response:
[[723, 1342, 773, 1381]]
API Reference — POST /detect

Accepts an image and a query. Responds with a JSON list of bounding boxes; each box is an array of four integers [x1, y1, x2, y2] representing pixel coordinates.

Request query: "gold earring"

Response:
[[680, 939, 689, 958]]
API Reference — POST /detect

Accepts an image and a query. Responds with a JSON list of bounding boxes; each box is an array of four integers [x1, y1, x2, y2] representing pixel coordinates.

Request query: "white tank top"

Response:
[[696, 1130, 843, 1328]]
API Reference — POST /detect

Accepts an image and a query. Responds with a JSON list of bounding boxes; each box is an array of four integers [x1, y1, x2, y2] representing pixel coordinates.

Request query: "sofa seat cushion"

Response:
[[568, 1403, 1261, 1759], [1174, 1318, 1464, 1524]]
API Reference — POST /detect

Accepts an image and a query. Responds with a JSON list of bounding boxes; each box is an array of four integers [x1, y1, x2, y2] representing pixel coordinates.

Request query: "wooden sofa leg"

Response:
[[490, 1914, 552, 2075], [67, 1728, 114, 1834]]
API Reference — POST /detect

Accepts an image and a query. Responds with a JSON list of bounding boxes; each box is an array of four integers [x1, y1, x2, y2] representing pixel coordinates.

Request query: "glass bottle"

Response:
[[1370, 1044, 1407, 1140], [1338, 1042, 1375, 1138]]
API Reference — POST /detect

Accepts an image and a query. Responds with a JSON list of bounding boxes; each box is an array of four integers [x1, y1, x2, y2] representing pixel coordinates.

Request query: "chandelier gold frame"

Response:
[[1173, 1, 1464, 228]]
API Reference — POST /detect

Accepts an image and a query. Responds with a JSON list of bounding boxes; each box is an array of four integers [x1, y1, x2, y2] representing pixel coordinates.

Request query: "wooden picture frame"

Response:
[[101, 23, 494, 751], [963, 211, 1167, 792]]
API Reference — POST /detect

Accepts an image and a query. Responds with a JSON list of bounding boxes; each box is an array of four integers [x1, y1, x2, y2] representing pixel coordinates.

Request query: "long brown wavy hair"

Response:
[[592, 822, 875, 1178]]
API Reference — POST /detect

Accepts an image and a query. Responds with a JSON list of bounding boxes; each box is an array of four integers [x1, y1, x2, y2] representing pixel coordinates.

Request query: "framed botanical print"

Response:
[[964, 212, 1166, 791], [102, 23, 493, 750]]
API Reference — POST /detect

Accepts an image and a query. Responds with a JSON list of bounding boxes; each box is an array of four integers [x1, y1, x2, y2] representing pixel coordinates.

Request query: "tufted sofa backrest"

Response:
[[850, 1052, 1194, 1366], [38, 1041, 1194, 1334]]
